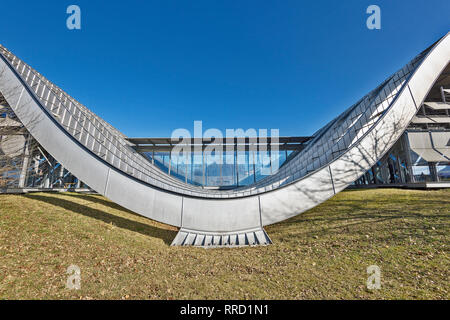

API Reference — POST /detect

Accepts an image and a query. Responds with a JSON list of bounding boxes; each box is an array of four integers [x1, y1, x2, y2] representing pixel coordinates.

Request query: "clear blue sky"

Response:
[[1, 0, 449, 137]]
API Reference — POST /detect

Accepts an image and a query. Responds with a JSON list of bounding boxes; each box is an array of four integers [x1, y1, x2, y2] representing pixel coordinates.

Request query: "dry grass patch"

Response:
[[0, 188, 448, 299]]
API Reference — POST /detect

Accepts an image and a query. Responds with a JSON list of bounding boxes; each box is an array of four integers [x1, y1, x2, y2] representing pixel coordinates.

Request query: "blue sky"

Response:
[[1, 0, 449, 137]]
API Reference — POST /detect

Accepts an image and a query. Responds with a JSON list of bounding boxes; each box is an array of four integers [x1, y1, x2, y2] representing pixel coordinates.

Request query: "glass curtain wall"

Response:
[[353, 132, 450, 186], [145, 150, 291, 188]]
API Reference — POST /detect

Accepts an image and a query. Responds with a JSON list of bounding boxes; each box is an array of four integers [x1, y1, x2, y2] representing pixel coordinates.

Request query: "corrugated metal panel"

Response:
[[408, 132, 450, 162], [431, 132, 450, 147], [408, 132, 433, 148], [411, 148, 448, 162], [431, 132, 450, 161], [424, 102, 450, 110], [436, 148, 450, 159], [410, 116, 450, 123]]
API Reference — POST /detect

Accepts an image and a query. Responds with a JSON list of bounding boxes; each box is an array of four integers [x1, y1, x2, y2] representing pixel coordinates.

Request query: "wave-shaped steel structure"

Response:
[[0, 33, 449, 247]]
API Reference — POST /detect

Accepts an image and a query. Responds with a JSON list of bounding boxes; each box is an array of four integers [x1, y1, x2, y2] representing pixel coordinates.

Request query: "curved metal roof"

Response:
[[0, 32, 448, 246]]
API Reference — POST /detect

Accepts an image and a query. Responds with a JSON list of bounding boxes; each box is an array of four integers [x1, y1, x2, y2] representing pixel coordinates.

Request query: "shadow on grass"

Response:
[[62, 193, 143, 217], [23, 194, 177, 246], [270, 204, 449, 242]]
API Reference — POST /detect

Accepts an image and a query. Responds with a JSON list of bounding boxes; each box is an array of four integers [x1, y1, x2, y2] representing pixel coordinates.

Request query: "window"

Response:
[[412, 165, 431, 182], [437, 164, 450, 181]]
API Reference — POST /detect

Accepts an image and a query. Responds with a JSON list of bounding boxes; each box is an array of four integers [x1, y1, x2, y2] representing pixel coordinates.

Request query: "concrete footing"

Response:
[[171, 227, 272, 248]]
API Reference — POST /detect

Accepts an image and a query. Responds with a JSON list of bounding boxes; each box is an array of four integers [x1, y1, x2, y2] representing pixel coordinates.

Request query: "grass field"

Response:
[[0, 188, 448, 300]]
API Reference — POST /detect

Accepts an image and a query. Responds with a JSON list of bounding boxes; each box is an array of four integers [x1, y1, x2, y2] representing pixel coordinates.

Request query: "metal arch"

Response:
[[0, 33, 448, 247]]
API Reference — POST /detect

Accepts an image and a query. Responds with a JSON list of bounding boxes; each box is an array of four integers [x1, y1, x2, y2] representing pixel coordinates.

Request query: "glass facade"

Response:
[[0, 134, 84, 190], [0, 103, 84, 190], [143, 149, 294, 188], [353, 132, 450, 187], [353, 72, 450, 187]]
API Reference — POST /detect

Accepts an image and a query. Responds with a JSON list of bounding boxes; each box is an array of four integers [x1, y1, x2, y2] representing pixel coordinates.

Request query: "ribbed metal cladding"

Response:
[[0, 43, 430, 198]]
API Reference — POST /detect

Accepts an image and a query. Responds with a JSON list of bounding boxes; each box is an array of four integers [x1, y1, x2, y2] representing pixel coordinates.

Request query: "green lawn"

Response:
[[0, 188, 448, 299]]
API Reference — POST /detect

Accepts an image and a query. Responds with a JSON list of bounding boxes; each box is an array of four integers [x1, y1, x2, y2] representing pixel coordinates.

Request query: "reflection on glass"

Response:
[[145, 149, 296, 188], [412, 165, 431, 182], [437, 164, 450, 181]]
